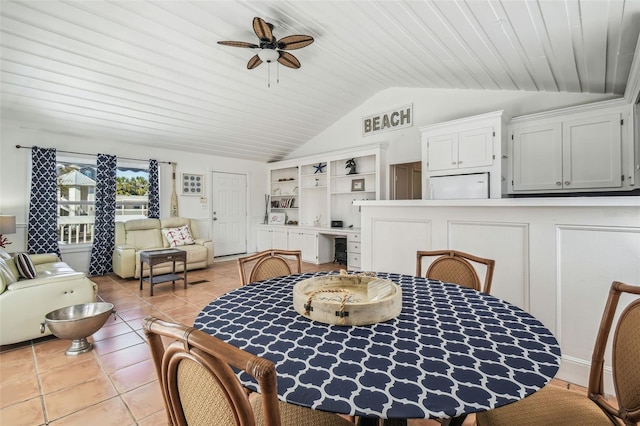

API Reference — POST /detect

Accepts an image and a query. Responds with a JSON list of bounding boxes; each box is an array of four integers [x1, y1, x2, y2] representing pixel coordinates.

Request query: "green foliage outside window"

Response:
[[116, 176, 149, 196]]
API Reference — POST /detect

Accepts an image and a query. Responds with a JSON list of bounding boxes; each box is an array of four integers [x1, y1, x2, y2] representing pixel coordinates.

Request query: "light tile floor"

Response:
[[0, 259, 612, 426]]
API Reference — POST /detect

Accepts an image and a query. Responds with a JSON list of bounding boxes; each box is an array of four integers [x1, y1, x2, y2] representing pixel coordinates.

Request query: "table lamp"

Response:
[[0, 215, 16, 248]]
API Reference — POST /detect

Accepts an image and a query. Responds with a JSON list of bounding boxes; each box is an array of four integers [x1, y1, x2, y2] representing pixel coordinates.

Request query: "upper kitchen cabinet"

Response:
[[421, 111, 508, 198], [508, 100, 636, 194], [425, 126, 494, 171]]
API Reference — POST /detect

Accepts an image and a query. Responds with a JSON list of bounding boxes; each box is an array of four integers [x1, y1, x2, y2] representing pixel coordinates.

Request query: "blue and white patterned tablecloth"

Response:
[[194, 272, 561, 420]]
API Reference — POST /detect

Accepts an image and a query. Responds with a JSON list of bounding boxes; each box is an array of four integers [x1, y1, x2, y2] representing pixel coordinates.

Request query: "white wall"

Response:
[[0, 124, 268, 270], [288, 87, 616, 166]]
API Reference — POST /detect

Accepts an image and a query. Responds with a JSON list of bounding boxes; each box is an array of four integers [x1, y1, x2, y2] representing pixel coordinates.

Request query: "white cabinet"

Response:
[[287, 229, 318, 263], [512, 123, 563, 191], [257, 227, 287, 251], [347, 233, 361, 271], [421, 111, 507, 199], [509, 101, 632, 194], [562, 114, 621, 190], [425, 127, 494, 171]]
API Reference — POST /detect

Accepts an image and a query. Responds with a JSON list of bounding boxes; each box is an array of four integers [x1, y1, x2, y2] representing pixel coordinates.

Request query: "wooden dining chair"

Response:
[[416, 249, 495, 293], [142, 316, 354, 426], [237, 249, 302, 285], [476, 281, 640, 426]]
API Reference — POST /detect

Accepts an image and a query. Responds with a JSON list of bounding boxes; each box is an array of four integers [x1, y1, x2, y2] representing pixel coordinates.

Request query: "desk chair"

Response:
[[416, 250, 495, 293], [143, 316, 353, 426], [476, 281, 640, 426], [237, 249, 302, 285]]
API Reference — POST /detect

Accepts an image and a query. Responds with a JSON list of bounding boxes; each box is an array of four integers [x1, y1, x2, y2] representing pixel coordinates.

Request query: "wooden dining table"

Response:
[[193, 271, 561, 425]]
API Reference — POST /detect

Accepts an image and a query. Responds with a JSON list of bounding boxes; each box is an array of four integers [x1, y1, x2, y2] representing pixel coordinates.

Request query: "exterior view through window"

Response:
[[57, 160, 150, 244]]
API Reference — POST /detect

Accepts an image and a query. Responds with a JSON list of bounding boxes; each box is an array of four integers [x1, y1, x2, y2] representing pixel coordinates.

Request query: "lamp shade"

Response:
[[0, 215, 16, 234]]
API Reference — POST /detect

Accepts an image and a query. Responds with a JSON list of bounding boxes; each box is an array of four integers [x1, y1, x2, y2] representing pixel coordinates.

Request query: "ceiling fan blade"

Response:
[[253, 17, 274, 42], [247, 55, 263, 70], [217, 40, 259, 49], [278, 51, 301, 69], [277, 35, 314, 50]]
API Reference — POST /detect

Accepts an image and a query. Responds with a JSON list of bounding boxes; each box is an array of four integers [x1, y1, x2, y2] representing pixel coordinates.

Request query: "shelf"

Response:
[[272, 180, 297, 184], [331, 190, 376, 195], [301, 172, 327, 177], [272, 207, 298, 210], [301, 185, 327, 189], [331, 172, 375, 179], [271, 194, 298, 197]]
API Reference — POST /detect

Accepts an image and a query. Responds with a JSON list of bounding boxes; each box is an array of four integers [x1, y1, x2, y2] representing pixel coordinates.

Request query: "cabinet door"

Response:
[[257, 228, 272, 252], [287, 231, 302, 252], [457, 126, 494, 169], [426, 133, 457, 171], [562, 113, 622, 189], [512, 123, 563, 191], [272, 229, 288, 250], [301, 231, 318, 263]]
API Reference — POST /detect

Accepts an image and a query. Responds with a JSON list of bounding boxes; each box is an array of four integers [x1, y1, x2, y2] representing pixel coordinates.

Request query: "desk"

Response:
[[139, 249, 187, 296], [194, 272, 560, 424]]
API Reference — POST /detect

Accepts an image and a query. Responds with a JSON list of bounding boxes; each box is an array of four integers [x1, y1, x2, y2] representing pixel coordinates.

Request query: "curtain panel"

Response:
[[148, 159, 160, 219], [27, 146, 60, 257], [89, 154, 117, 276]]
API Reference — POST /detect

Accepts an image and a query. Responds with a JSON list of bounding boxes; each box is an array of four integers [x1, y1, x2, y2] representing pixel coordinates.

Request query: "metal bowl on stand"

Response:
[[41, 302, 115, 355]]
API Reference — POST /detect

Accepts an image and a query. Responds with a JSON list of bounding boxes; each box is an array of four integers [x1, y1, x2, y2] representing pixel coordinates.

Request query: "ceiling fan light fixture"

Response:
[[258, 49, 279, 63]]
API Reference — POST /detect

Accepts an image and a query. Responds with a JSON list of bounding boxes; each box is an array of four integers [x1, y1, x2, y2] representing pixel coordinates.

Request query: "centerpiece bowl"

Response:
[[293, 271, 401, 326]]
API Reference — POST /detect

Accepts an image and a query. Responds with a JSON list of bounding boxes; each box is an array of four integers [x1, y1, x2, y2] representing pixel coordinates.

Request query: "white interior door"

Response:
[[211, 172, 247, 257]]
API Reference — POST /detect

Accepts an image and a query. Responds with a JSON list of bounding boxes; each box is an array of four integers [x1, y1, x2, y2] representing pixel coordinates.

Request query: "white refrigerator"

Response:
[[428, 172, 490, 200]]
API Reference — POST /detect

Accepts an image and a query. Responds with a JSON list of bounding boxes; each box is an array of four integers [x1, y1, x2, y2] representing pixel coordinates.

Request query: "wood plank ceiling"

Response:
[[1, 0, 639, 162]]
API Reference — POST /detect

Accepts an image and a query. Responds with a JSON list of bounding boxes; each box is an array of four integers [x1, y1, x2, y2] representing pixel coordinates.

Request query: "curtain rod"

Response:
[[15, 145, 172, 164]]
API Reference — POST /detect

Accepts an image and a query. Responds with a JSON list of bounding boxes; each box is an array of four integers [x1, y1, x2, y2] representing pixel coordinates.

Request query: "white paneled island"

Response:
[[355, 196, 640, 392]]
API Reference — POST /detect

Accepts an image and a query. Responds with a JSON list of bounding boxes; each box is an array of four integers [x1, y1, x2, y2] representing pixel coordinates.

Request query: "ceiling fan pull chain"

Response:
[[268, 62, 271, 88], [277, 62, 280, 84]]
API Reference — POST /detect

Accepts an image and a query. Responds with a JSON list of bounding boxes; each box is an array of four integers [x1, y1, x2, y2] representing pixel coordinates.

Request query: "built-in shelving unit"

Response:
[[269, 166, 299, 223], [265, 144, 385, 228]]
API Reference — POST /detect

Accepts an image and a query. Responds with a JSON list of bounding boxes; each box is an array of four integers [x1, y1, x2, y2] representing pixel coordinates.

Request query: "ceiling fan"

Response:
[[218, 17, 314, 86]]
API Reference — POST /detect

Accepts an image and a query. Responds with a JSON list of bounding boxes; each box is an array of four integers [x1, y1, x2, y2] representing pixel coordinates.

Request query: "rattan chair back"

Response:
[[142, 316, 280, 426], [476, 281, 640, 426], [589, 282, 640, 425], [237, 250, 302, 285], [416, 250, 495, 293]]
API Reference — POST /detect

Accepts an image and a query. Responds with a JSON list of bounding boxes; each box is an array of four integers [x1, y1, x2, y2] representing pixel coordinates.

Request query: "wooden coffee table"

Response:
[[139, 249, 187, 296]]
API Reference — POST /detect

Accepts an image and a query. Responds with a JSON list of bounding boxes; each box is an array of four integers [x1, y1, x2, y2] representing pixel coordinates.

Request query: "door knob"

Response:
[[213, 217, 217, 221], [564, 181, 570, 185]]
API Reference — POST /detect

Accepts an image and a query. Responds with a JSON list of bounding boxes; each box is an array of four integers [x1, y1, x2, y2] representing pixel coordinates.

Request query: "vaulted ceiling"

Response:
[[1, 1, 639, 162]]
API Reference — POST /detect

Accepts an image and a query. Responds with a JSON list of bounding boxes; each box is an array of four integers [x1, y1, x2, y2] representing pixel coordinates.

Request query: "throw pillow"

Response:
[[162, 225, 195, 247], [15, 252, 37, 279]]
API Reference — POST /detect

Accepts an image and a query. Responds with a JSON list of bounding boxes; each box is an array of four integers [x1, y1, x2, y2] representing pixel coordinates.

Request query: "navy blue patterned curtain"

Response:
[[148, 159, 160, 219], [89, 154, 117, 276], [28, 147, 60, 257]]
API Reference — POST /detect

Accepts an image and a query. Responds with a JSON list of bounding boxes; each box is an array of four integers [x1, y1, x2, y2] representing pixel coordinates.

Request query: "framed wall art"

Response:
[[182, 173, 203, 195], [268, 212, 286, 225], [351, 178, 365, 192]]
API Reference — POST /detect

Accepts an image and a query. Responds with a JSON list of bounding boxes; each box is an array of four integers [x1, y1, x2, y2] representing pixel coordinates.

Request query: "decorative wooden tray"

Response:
[[293, 271, 402, 325]]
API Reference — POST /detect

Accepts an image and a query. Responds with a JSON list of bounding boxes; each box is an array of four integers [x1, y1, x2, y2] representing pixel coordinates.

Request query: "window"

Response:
[[57, 159, 150, 244]]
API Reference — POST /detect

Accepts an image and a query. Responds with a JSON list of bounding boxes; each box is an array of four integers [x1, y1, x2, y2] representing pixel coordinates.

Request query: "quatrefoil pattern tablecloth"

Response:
[[194, 272, 561, 420]]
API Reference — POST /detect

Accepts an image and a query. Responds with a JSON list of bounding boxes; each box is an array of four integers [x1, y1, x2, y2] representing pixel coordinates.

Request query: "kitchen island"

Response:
[[354, 196, 640, 392]]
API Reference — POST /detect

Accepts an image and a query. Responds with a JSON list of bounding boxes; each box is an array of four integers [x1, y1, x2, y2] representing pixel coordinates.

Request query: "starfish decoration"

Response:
[[314, 163, 326, 174]]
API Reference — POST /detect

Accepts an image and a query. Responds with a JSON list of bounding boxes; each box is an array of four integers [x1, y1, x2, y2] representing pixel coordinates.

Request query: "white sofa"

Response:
[[112, 217, 214, 279], [0, 249, 98, 346]]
